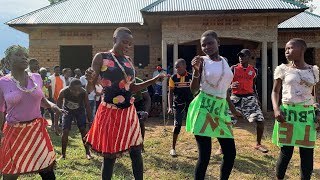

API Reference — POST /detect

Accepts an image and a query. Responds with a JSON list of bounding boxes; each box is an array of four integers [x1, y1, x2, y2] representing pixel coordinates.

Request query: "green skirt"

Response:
[[186, 91, 233, 138], [272, 104, 316, 148]]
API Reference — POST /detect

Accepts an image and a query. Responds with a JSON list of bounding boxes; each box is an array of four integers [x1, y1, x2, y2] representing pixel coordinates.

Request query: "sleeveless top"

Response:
[[63, 87, 86, 111], [231, 64, 257, 95], [100, 52, 135, 109]]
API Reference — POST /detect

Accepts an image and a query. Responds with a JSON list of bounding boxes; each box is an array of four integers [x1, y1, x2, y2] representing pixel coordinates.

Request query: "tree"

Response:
[[48, 0, 64, 4], [295, 0, 312, 4], [294, 0, 316, 12]]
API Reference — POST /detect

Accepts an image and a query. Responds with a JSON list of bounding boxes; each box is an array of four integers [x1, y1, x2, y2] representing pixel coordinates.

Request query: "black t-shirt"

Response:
[[63, 87, 86, 111]]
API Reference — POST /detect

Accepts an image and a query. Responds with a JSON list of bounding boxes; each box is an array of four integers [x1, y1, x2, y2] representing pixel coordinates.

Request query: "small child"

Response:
[[55, 78, 92, 159]]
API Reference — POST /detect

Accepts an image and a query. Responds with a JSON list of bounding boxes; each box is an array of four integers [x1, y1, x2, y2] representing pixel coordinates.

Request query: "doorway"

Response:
[[60, 45, 93, 73]]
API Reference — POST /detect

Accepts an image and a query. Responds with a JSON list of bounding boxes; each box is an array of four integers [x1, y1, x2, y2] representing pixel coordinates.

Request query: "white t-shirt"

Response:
[[274, 63, 319, 105], [200, 56, 233, 98], [88, 90, 96, 101], [80, 75, 87, 87]]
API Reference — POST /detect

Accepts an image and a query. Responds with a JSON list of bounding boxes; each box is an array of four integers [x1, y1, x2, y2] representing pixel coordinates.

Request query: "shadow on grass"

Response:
[[113, 161, 134, 179], [233, 154, 276, 177], [145, 154, 194, 177]]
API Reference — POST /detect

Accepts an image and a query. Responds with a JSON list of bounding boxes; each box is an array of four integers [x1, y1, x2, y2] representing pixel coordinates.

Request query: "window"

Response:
[[134, 45, 149, 68]]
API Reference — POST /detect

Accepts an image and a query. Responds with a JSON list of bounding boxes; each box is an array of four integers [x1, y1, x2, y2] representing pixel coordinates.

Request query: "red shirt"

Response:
[[231, 64, 257, 95]]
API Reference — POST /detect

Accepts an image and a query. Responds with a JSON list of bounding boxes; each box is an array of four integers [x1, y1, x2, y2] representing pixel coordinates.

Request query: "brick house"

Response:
[[6, 0, 320, 112]]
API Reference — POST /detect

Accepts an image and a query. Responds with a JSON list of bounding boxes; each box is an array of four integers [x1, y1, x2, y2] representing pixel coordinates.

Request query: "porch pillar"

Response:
[[272, 41, 278, 72], [162, 40, 168, 118], [262, 41, 268, 112], [173, 39, 178, 74]]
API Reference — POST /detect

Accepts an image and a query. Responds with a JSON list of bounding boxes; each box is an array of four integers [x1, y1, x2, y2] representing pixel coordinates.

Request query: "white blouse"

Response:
[[274, 64, 319, 105], [200, 56, 233, 98]]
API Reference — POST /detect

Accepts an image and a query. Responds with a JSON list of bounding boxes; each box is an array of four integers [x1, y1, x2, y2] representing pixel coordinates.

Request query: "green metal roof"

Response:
[[6, 0, 158, 25], [141, 0, 307, 13], [278, 11, 320, 29]]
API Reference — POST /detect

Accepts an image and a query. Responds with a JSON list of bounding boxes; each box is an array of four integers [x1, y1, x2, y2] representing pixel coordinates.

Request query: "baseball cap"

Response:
[[237, 49, 251, 57]]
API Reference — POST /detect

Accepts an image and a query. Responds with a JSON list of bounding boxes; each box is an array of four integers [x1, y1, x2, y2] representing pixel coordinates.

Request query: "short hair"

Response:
[[69, 78, 82, 87], [28, 58, 38, 65], [54, 66, 60, 70], [175, 58, 186, 66], [201, 30, 219, 40], [62, 68, 71, 74], [39, 67, 47, 72], [288, 38, 307, 51], [74, 68, 80, 72], [113, 27, 132, 38]]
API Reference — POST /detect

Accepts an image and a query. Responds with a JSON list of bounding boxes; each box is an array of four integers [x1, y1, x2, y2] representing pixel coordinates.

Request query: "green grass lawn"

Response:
[[19, 113, 320, 180]]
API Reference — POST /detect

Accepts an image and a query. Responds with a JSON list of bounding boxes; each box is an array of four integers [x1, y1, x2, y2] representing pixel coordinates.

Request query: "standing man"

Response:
[[49, 66, 66, 129], [62, 68, 73, 86], [168, 59, 193, 157], [26, 58, 40, 73], [230, 49, 268, 153], [49, 66, 66, 102], [74, 68, 82, 79], [40, 67, 56, 131]]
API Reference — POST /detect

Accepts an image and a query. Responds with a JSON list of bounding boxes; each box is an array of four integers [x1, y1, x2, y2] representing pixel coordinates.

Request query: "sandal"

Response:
[[254, 145, 269, 153]]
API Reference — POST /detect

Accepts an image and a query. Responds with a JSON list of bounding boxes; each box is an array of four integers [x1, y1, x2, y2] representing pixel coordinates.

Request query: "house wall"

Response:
[[28, 27, 162, 79]]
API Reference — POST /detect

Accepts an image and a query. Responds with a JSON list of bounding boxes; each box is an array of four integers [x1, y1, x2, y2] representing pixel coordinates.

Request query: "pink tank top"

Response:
[[0, 73, 44, 124]]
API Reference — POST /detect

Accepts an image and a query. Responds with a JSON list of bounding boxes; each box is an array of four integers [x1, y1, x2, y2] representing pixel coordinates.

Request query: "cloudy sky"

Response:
[[0, 0, 319, 59]]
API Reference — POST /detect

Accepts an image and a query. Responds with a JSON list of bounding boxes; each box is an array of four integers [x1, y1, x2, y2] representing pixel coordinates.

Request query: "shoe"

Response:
[[58, 156, 66, 161], [254, 144, 269, 153], [86, 154, 93, 160], [170, 149, 177, 157]]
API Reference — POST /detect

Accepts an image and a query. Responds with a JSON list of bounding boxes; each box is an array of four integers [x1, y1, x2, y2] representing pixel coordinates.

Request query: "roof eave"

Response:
[[278, 28, 320, 31], [141, 8, 307, 15], [6, 22, 145, 27]]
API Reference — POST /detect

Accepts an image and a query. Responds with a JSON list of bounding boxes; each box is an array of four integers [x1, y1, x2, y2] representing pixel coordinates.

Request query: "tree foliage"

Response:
[[48, 0, 64, 4]]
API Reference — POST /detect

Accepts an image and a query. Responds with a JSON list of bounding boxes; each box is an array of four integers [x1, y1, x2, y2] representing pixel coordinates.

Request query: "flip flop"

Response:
[[254, 145, 269, 153]]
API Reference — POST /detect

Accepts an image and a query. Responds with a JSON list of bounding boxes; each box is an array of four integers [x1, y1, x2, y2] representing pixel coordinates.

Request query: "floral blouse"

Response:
[[274, 64, 319, 105], [100, 52, 135, 109]]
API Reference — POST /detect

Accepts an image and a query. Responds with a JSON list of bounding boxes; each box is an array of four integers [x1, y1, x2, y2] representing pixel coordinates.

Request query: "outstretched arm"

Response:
[[130, 75, 165, 93]]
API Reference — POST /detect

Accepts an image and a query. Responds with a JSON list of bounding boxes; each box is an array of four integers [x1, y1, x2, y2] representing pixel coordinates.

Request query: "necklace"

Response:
[[110, 52, 135, 84], [203, 56, 225, 88], [9, 72, 38, 93], [290, 62, 316, 87]]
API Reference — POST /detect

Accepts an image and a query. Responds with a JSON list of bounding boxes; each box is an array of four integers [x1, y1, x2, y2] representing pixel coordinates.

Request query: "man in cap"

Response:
[[229, 49, 268, 153]]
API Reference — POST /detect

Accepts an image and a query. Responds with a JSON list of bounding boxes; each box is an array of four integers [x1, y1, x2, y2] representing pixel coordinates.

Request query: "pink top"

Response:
[[0, 73, 44, 124]]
